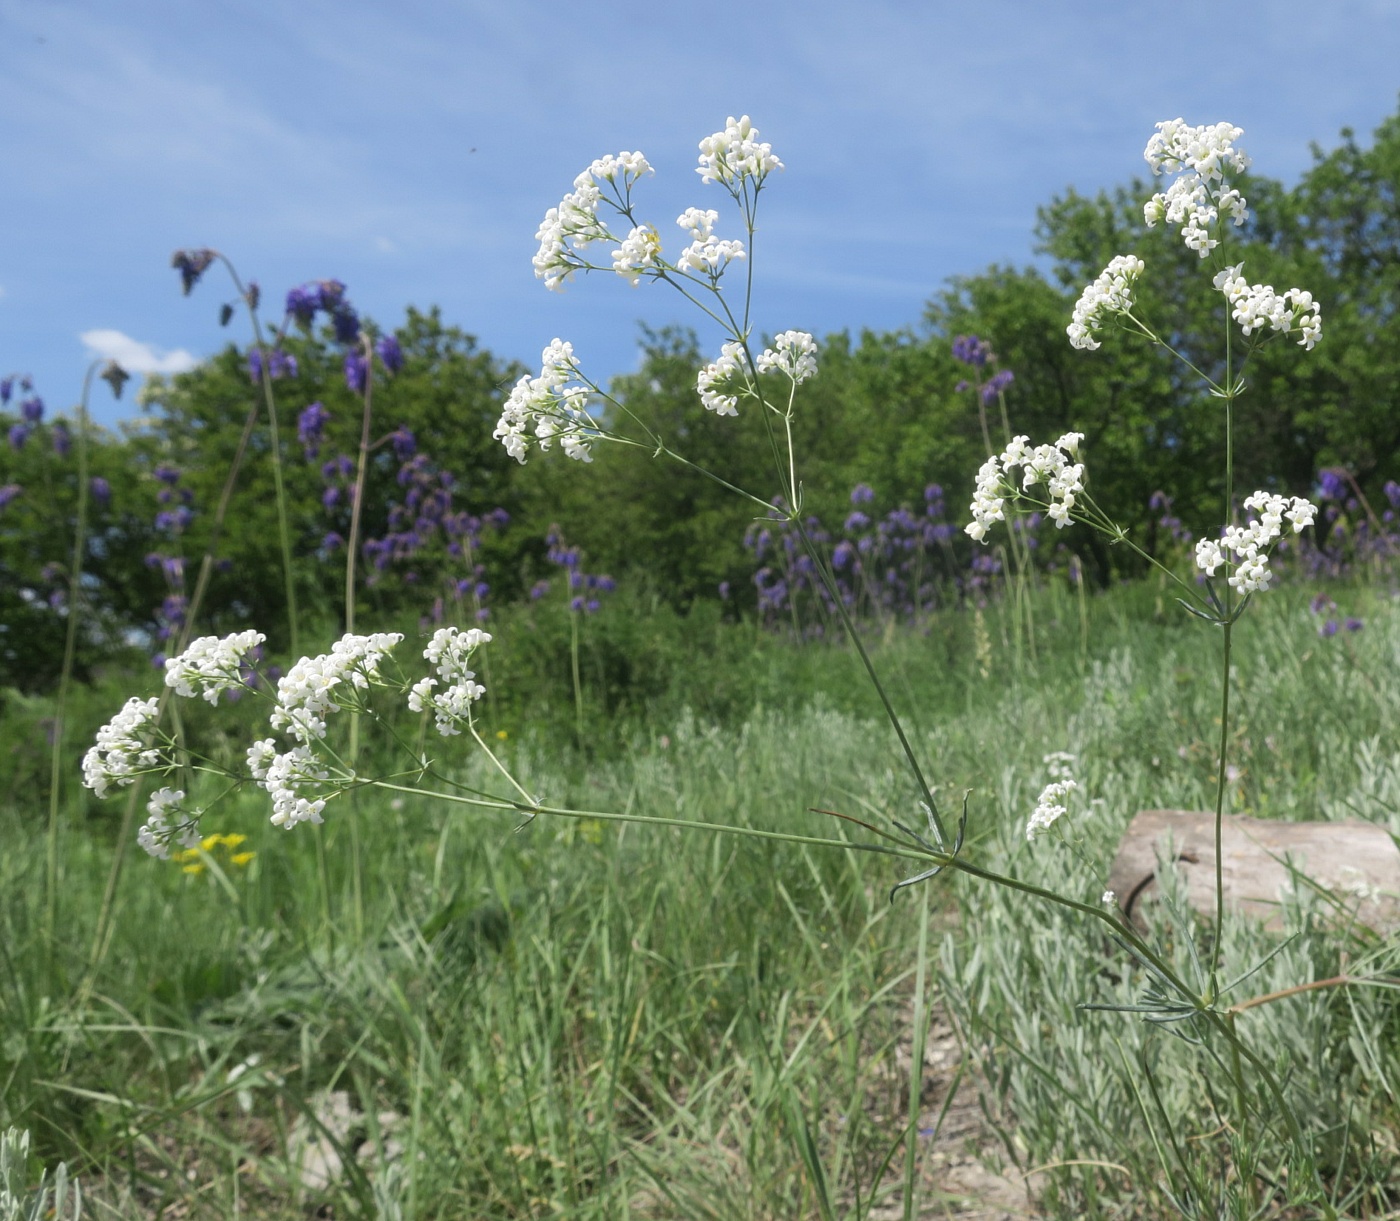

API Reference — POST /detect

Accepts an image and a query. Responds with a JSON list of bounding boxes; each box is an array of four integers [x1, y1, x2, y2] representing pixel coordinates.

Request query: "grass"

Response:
[[4, 573, 1400, 1217]]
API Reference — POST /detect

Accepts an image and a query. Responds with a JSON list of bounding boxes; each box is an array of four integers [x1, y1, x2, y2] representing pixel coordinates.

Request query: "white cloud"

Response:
[[80, 329, 198, 375]]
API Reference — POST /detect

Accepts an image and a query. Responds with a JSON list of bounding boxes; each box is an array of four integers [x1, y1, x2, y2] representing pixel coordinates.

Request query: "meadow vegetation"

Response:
[[3, 105, 1400, 1219]]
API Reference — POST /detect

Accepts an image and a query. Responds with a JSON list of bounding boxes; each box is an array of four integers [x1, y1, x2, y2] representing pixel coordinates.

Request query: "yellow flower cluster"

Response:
[[174, 833, 256, 875]]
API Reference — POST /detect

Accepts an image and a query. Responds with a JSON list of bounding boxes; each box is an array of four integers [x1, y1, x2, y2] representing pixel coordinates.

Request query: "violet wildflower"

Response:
[[286, 285, 319, 328], [0, 484, 21, 511], [20, 396, 43, 423], [851, 483, 875, 505], [981, 369, 1014, 404], [298, 401, 330, 459], [331, 305, 360, 345], [8, 423, 30, 451], [1320, 619, 1339, 638], [172, 249, 217, 295], [1318, 469, 1347, 501], [248, 347, 298, 383], [90, 476, 110, 506], [344, 352, 368, 394], [375, 334, 404, 374], [390, 427, 416, 462], [1345, 617, 1364, 632], [952, 335, 991, 367], [0, 376, 11, 403], [51, 422, 71, 457]]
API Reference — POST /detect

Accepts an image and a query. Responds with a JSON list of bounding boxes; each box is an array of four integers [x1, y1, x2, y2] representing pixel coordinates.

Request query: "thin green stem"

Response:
[[45, 360, 100, 952], [216, 254, 299, 656], [367, 781, 933, 862], [792, 517, 948, 845]]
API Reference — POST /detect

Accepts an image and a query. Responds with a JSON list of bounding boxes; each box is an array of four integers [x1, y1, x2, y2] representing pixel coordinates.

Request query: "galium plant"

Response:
[[81, 114, 1396, 1215]]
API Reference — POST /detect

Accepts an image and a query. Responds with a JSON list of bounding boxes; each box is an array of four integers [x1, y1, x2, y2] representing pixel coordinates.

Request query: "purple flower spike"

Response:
[[850, 483, 875, 505], [171, 249, 217, 295], [1345, 617, 1364, 632], [8, 423, 30, 450], [323, 531, 344, 550], [530, 580, 551, 600], [0, 376, 12, 404], [952, 335, 990, 368], [1320, 619, 1339, 638], [390, 427, 416, 462], [375, 334, 404, 374], [344, 352, 368, 394], [0, 484, 21, 510], [1318, 469, 1347, 502], [286, 285, 319, 328], [51, 422, 71, 457], [298, 401, 330, 459], [1384, 481, 1400, 510], [89, 476, 110, 506], [981, 369, 1014, 404], [20, 396, 44, 423], [331, 306, 361, 345]]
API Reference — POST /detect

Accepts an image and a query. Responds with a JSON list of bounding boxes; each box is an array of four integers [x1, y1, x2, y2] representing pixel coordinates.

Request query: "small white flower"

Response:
[[1027, 778, 1077, 842], [137, 786, 191, 859], [611, 225, 661, 285], [697, 115, 783, 188], [83, 696, 163, 798], [1195, 538, 1225, 576], [697, 340, 748, 416], [413, 627, 492, 736], [755, 331, 818, 384], [1102, 890, 1116, 906], [494, 340, 597, 465], [1068, 255, 1145, 350], [165, 630, 265, 704], [270, 632, 403, 743]]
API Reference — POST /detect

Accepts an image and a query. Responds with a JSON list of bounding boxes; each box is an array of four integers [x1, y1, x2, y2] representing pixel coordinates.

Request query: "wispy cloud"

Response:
[[80, 329, 198, 375]]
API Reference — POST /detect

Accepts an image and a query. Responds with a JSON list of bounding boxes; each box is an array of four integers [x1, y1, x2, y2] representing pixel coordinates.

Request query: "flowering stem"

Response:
[[367, 781, 935, 862], [1210, 337, 1237, 1000], [218, 254, 300, 657], [344, 335, 376, 638], [468, 727, 537, 807], [792, 516, 948, 846], [45, 360, 99, 950], [569, 609, 585, 745]]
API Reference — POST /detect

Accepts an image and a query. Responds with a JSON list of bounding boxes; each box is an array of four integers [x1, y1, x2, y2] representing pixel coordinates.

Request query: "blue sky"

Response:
[[2, 0, 1398, 428]]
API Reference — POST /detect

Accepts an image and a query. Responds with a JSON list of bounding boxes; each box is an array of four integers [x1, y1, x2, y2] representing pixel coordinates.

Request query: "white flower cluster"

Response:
[[137, 786, 200, 858], [82, 695, 162, 798], [966, 432, 1086, 542], [1036, 784, 1075, 840], [696, 115, 783, 188], [674, 208, 746, 276], [494, 339, 596, 465], [270, 632, 404, 743], [533, 151, 651, 291], [755, 331, 818, 384], [611, 225, 661, 286], [407, 626, 492, 737], [1028, 753, 1078, 842], [164, 630, 266, 704], [1194, 490, 1317, 594], [1212, 264, 1322, 350], [1143, 119, 1251, 258], [1067, 255, 1146, 350], [248, 739, 331, 829], [696, 340, 748, 417]]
